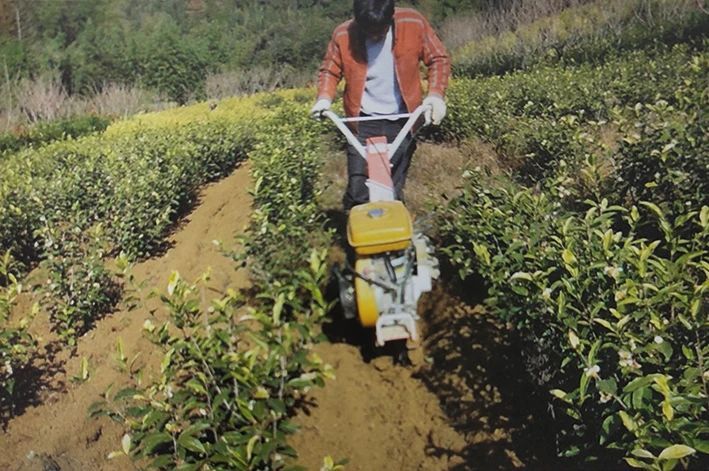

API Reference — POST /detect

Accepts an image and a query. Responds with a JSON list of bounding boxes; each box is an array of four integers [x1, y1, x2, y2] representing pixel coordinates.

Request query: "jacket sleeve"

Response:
[[317, 30, 344, 101], [421, 17, 451, 98]]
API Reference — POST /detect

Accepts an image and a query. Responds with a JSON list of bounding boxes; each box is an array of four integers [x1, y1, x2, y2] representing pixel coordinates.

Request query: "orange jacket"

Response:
[[317, 8, 451, 119]]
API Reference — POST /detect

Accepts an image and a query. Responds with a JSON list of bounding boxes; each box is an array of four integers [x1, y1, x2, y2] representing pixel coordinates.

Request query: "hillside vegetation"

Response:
[[0, 0, 706, 469], [436, 1, 708, 468]]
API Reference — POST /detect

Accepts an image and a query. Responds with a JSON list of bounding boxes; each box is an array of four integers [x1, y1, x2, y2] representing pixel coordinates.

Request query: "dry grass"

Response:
[[0, 74, 165, 132], [447, 0, 705, 69], [87, 83, 166, 118], [206, 66, 313, 100], [441, 0, 590, 51], [15, 72, 68, 123], [406, 138, 503, 218]]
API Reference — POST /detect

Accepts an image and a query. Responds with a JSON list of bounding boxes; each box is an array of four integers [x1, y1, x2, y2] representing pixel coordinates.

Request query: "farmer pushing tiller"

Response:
[[311, 0, 451, 362]]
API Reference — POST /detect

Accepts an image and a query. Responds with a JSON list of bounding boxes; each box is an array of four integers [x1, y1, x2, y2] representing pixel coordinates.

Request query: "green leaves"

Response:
[[0, 252, 36, 402], [89, 96, 334, 470], [177, 433, 207, 455], [658, 445, 695, 460], [438, 143, 707, 466]]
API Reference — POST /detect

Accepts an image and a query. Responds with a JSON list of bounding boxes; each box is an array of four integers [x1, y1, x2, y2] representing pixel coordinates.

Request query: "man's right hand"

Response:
[[310, 98, 332, 118]]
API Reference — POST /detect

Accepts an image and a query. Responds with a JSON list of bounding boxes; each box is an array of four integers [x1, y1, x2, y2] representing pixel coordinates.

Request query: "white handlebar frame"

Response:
[[320, 104, 430, 160]]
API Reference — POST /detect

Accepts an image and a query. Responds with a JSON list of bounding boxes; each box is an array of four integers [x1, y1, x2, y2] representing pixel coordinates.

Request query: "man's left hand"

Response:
[[423, 95, 447, 126]]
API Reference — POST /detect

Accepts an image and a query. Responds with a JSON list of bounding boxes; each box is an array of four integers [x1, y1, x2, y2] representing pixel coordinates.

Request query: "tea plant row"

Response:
[[93, 95, 336, 469], [0, 95, 283, 347], [438, 36, 707, 469], [0, 115, 111, 158], [0, 94, 289, 408], [443, 44, 708, 214]]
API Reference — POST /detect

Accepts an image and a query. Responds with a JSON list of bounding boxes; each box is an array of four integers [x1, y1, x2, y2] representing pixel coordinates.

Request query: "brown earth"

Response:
[[1, 161, 253, 470], [2, 137, 553, 471], [290, 140, 552, 470]]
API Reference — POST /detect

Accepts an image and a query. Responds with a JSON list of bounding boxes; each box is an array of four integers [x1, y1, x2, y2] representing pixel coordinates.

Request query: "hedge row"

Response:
[[0, 94, 283, 350], [442, 45, 708, 213], [89, 91, 337, 469], [437, 32, 707, 470], [0, 115, 111, 158]]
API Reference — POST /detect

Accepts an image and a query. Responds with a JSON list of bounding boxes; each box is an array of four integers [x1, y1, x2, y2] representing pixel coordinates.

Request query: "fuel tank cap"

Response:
[[367, 208, 385, 218]]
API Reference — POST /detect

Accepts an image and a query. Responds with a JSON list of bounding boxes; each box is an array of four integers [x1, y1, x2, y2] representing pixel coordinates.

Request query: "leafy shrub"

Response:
[[0, 94, 266, 273], [37, 221, 120, 345], [93, 259, 332, 469], [438, 26, 707, 467], [0, 252, 36, 411], [611, 57, 708, 221], [439, 174, 708, 467], [94, 95, 335, 469], [442, 45, 703, 187], [0, 114, 110, 157], [238, 103, 331, 284]]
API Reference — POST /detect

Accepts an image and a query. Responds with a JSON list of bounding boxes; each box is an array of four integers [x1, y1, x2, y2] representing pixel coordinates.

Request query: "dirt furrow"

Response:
[[1, 162, 253, 471]]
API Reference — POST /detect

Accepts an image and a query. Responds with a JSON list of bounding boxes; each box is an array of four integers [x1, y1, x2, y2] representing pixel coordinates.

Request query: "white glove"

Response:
[[310, 98, 332, 118], [422, 95, 447, 126]]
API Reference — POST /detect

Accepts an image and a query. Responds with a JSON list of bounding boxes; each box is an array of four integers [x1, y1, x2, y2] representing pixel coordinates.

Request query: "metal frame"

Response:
[[320, 104, 429, 161]]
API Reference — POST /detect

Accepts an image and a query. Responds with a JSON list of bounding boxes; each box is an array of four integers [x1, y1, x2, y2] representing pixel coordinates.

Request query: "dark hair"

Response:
[[353, 0, 395, 31]]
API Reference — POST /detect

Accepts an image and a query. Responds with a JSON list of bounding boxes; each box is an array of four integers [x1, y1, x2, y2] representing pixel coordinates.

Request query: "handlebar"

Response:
[[320, 104, 430, 160]]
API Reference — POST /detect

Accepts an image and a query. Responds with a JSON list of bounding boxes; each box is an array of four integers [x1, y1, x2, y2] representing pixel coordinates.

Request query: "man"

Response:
[[311, 0, 450, 210]]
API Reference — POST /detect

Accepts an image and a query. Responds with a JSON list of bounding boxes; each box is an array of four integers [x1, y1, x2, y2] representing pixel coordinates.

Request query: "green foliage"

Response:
[[93, 95, 335, 469], [93, 258, 332, 469], [135, 17, 209, 104], [65, 21, 133, 94], [612, 59, 708, 219], [237, 102, 332, 285], [37, 221, 120, 345], [0, 115, 111, 157], [442, 45, 705, 189], [0, 252, 36, 408], [437, 16, 708, 468], [439, 175, 708, 466], [0, 111, 252, 275]]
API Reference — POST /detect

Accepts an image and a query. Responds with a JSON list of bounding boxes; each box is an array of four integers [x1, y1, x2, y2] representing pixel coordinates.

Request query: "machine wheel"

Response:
[[354, 258, 378, 327], [393, 340, 412, 366], [333, 265, 356, 320]]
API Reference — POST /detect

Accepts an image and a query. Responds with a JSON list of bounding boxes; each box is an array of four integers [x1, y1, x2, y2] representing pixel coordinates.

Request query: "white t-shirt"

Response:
[[360, 27, 405, 116]]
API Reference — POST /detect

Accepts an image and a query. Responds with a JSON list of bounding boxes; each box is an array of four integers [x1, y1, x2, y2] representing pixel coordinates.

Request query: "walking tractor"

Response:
[[320, 105, 439, 351]]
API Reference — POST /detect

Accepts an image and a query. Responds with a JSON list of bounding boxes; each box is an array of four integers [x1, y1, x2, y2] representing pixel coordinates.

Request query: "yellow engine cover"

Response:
[[354, 258, 378, 327], [347, 201, 413, 255]]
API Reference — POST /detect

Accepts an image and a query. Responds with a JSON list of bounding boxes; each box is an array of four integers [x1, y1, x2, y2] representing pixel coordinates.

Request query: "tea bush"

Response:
[[443, 46, 704, 184], [438, 17, 708, 467], [37, 220, 121, 345], [0, 115, 110, 158], [238, 103, 331, 284], [94, 258, 332, 469], [611, 57, 708, 220], [0, 252, 36, 411], [439, 173, 708, 467], [95, 95, 336, 469], [0, 93, 279, 345]]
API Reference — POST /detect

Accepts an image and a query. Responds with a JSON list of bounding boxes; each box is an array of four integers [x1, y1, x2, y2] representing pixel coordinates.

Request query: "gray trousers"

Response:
[[343, 117, 417, 210]]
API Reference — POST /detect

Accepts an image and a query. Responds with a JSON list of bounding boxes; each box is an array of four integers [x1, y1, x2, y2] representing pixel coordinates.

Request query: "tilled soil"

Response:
[[289, 286, 547, 471], [1, 162, 253, 470], [3, 139, 554, 471], [291, 140, 551, 470]]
